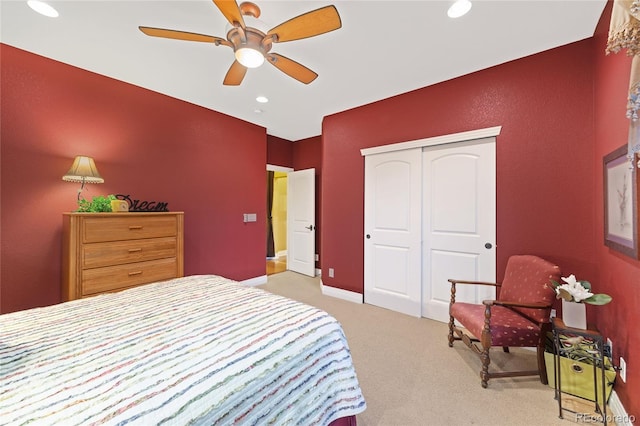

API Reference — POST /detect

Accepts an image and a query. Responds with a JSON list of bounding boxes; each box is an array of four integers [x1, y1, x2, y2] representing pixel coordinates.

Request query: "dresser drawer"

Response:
[[82, 257, 178, 297], [82, 237, 177, 269], [82, 215, 178, 243]]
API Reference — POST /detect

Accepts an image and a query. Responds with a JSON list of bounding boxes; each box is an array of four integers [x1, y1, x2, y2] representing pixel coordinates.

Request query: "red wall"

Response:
[[321, 39, 596, 293], [1, 44, 267, 313], [592, 2, 640, 417], [266, 135, 293, 167]]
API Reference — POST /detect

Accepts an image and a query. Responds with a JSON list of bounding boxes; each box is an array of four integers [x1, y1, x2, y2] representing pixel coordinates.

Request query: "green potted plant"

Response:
[[76, 194, 117, 212]]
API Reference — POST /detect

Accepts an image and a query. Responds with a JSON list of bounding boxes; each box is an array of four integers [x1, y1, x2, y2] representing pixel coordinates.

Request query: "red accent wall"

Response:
[[592, 2, 640, 417], [1, 44, 267, 313], [322, 39, 596, 292], [266, 135, 293, 168]]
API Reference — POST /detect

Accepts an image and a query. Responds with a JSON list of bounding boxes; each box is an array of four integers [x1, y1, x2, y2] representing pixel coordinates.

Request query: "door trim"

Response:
[[360, 126, 502, 156], [267, 164, 294, 173]]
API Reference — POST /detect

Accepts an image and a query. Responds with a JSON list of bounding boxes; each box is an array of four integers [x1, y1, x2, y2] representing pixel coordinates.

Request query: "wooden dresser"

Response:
[[62, 212, 184, 301]]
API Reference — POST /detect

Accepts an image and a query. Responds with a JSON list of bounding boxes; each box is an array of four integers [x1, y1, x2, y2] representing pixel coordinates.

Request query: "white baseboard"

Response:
[[608, 390, 634, 425], [320, 279, 363, 304], [241, 275, 267, 287]]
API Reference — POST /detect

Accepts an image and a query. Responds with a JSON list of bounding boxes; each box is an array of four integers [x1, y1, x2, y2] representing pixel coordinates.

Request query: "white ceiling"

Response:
[[0, 0, 607, 141]]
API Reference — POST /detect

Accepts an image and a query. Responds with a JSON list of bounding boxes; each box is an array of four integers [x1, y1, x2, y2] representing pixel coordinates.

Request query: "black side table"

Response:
[[551, 317, 609, 425]]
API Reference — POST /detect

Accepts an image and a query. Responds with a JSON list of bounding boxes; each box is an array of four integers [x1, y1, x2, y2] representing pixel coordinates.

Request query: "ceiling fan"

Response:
[[139, 0, 341, 86]]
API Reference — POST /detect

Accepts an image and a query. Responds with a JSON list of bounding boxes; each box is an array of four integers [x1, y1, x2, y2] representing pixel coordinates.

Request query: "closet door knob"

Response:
[[366, 234, 371, 239], [485, 243, 492, 249]]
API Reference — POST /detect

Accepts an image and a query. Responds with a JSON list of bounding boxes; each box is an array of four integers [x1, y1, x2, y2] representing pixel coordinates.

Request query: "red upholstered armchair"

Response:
[[448, 255, 561, 388]]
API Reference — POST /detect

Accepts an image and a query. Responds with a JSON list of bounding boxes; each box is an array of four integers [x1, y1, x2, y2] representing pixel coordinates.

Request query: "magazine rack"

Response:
[[551, 317, 610, 425]]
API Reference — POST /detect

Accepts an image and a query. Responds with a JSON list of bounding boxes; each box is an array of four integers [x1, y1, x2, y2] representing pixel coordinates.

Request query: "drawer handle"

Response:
[[128, 248, 142, 253], [128, 271, 143, 276], [129, 226, 143, 230]]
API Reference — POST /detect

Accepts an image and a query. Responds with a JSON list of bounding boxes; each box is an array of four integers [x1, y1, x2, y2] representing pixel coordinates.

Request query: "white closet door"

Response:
[[364, 148, 422, 317], [421, 138, 496, 322]]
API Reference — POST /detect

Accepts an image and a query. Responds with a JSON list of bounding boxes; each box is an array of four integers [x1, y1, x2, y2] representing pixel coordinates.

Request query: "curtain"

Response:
[[607, 0, 640, 167], [266, 171, 276, 258], [606, 0, 640, 55]]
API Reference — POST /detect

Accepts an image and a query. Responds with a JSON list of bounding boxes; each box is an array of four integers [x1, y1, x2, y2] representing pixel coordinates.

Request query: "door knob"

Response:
[[305, 225, 315, 231], [485, 243, 492, 249], [366, 234, 371, 239]]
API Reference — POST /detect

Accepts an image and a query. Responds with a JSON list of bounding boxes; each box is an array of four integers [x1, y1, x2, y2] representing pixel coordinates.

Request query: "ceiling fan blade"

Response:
[[266, 5, 341, 43], [212, 0, 245, 28], [139, 26, 228, 45], [266, 53, 318, 84], [223, 60, 247, 86]]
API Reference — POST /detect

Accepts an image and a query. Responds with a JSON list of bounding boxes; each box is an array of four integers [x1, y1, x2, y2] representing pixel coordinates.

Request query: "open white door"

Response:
[[287, 168, 316, 277], [364, 148, 422, 317], [421, 138, 496, 323]]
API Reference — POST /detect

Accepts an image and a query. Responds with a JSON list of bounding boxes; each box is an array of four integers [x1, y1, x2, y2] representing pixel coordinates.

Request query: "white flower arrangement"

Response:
[[550, 275, 612, 305]]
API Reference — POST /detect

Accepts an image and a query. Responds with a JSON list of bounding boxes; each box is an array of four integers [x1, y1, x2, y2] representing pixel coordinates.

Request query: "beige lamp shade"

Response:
[[62, 156, 104, 184]]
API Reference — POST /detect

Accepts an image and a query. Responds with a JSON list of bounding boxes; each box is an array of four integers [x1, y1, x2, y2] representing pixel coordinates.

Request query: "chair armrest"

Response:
[[448, 279, 501, 306], [486, 300, 552, 310], [483, 300, 553, 326], [448, 279, 501, 287]]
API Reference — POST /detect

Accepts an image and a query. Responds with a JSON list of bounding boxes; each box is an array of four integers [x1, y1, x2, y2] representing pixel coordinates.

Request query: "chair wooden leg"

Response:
[[502, 346, 510, 353], [537, 342, 548, 385], [448, 283, 456, 348], [448, 315, 455, 347], [480, 344, 490, 388]]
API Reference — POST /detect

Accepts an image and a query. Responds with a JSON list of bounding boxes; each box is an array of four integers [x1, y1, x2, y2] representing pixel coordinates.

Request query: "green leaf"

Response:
[[74, 194, 116, 213], [584, 294, 612, 305], [556, 287, 574, 301], [579, 280, 592, 291]]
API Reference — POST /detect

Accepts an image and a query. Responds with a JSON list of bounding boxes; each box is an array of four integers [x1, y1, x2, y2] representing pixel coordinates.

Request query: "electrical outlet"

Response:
[[620, 357, 627, 383], [550, 309, 556, 318], [328, 268, 334, 278], [605, 338, 613, 359], [315, 253, 319, 261]]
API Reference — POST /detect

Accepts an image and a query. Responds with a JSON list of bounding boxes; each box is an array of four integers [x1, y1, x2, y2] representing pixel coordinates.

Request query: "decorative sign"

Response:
[[115, 194, 169, 212]]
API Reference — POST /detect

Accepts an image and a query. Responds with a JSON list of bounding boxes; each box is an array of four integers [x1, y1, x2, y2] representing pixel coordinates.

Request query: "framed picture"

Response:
[[604, 145, 639, 259]]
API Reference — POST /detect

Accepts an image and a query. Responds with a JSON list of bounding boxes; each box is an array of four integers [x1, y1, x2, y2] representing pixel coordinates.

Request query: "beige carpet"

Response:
[[259, 271, 600, 426]]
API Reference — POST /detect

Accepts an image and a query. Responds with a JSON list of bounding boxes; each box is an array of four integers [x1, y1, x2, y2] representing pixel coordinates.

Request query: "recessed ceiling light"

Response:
[[256, 96, 269, 103], [447, 0, 472, 18], [27, 0, 59, 17], [254, 108, 263, 114]]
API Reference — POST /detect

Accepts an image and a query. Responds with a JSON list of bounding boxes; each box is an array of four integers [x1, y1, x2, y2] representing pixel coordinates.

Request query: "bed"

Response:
[[0, 275, 366, 425]]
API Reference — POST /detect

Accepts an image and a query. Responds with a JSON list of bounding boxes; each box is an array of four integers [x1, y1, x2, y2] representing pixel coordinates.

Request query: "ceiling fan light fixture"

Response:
[[447, 0, 472, 18], [235, 47, 265, 68]]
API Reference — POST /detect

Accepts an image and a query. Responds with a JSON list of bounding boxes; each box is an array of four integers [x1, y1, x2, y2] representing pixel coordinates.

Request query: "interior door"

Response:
[[364, 148, 422, 317], [287, 168, 316, 277], [421, 138, 496, 322]]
